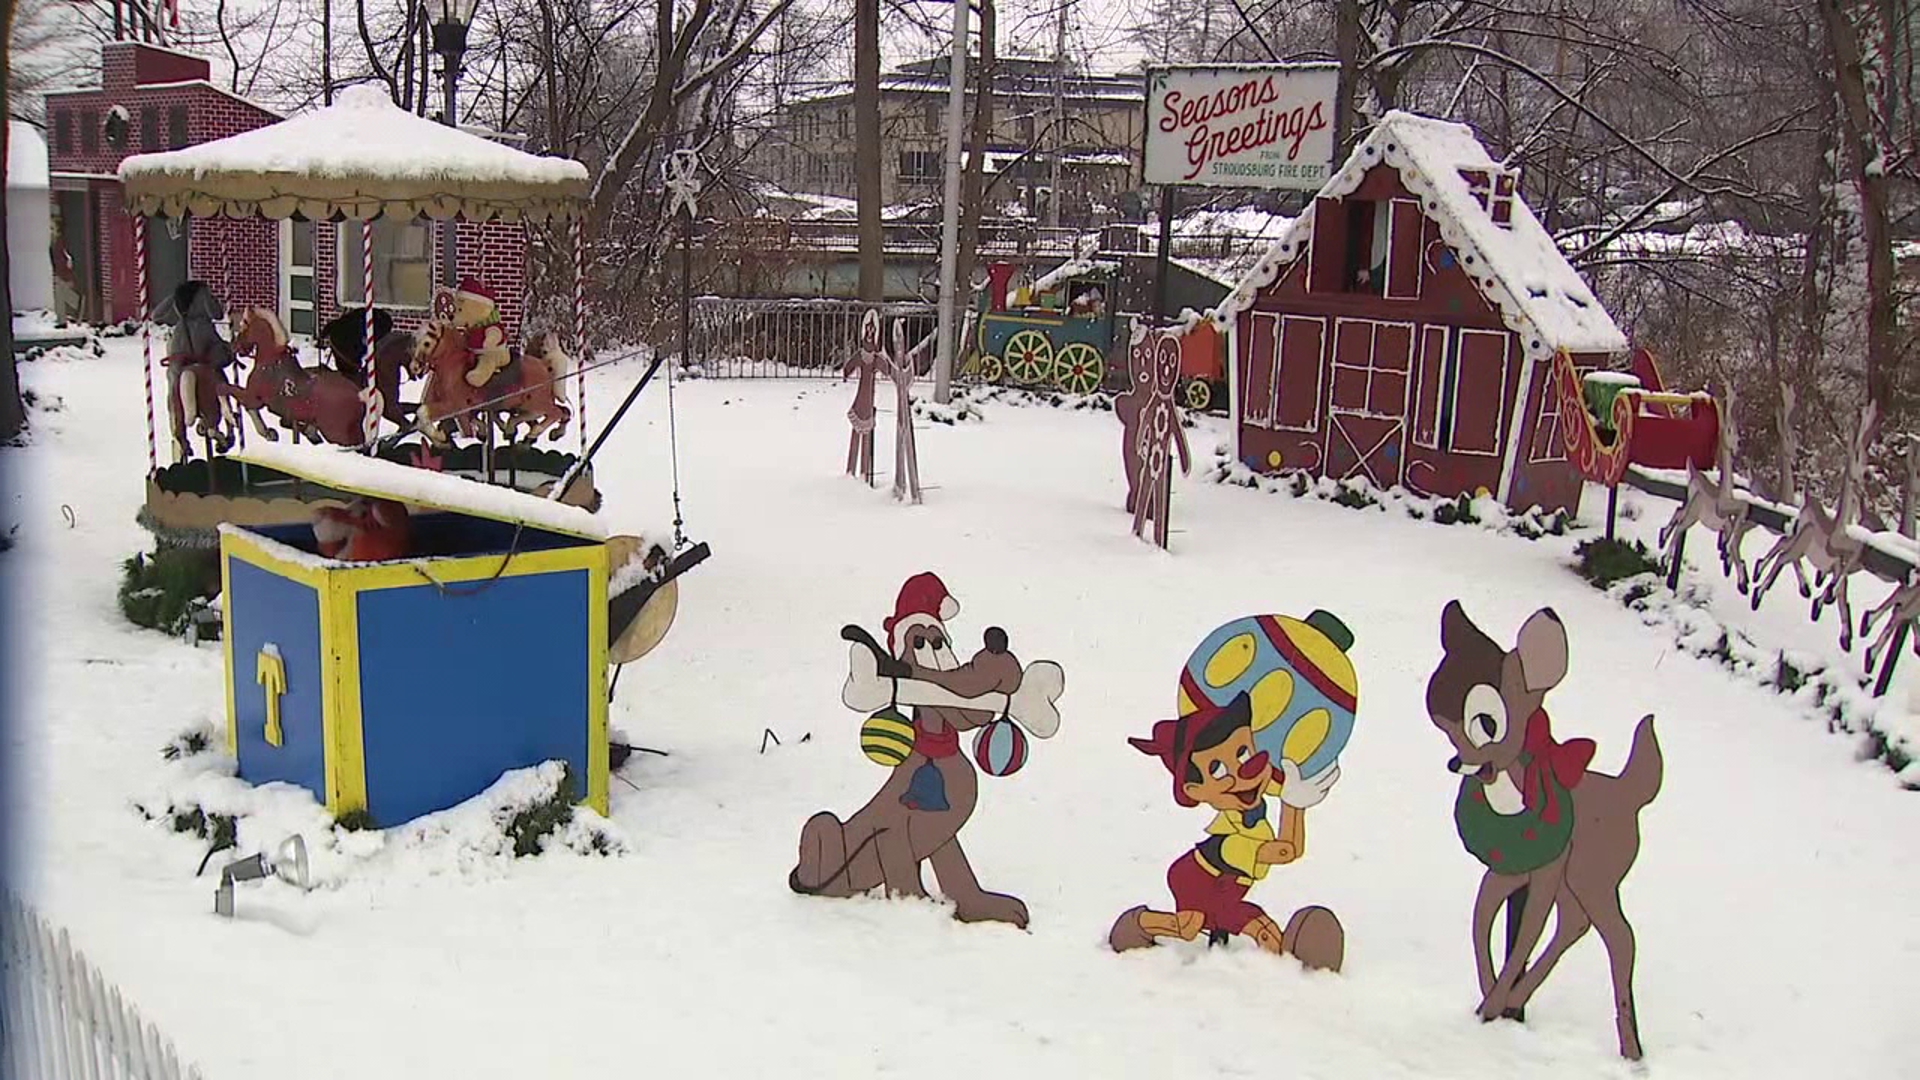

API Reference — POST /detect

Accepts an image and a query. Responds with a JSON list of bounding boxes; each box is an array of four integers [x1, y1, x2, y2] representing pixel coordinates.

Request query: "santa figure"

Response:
[[312, 498, 412, 563], [434, 277, 512, 389], [884, 572, 962, 671]]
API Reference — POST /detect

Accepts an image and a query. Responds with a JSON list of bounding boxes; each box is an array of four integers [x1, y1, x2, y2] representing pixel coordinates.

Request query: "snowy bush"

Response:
[[1595, 572, 1918, 786], [1202, 445, 1573, 542]]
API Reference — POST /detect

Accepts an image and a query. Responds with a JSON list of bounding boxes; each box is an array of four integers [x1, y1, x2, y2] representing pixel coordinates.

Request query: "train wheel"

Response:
[[1055, 342, 1104, 395], [977, 353, 1004, 384], [1004, 330, 1054, 386], [1183, 379, 1213, 412]]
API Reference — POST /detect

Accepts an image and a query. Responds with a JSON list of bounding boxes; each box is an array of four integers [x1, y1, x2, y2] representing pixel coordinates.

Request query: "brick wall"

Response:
[[189, 217, 278, 315], [312, 218, 528, 339], [47, 55, 280, 323]]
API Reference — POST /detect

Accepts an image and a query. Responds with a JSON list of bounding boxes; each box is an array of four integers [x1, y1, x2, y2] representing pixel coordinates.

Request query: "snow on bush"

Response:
[[134, 734, 624, 888], [1201, 444, 1573, 540], [1595, 573, 1920, 786]]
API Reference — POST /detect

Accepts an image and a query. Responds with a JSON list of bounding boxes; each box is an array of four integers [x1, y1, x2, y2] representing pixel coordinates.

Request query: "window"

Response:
[[925, 104, 940, 133], [898, 150, 941, 183], [1342, 201, 1386, 294], [1529, 365, 1568, 462], [81, 110, 98, 153], [141, 108, 158, 150], [1461, 167, 1517, 229], [838, 108, 851, 138], [54, 110, 73, 154], [168, 105, 188, 149], [337, 218, 434, 310]]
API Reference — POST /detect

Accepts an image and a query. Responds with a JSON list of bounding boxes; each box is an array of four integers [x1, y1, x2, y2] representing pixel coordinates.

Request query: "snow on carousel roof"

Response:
[[1208, 111, 1628, 362], [118, 84, 589, 224], [231, 441, 606, 541]]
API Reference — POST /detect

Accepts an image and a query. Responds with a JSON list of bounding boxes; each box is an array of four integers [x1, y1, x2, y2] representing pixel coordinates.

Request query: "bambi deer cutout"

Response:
[[1426, 603, 1662, 1061], [843, 310, 882, 487], [1750, 401, 1879, 651], [1659, 386, 1757, 592]]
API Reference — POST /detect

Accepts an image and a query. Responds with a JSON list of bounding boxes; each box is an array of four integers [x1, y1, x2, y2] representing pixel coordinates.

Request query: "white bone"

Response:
[[842, 645, 1064, 739]]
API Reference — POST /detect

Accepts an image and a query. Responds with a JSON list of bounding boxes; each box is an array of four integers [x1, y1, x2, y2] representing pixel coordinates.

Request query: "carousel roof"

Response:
[[118, 84, 589, 223]]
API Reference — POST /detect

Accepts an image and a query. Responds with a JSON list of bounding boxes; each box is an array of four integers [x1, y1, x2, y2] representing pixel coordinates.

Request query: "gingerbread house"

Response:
[[1210, 111, 1629, 515]]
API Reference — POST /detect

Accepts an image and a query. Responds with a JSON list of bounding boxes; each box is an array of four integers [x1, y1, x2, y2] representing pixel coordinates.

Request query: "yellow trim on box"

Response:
[[322, 573, 369, 819], [220, 528, 330, 588], [586, 544, 610, 816], [334, 545, 598, 594], [221, 539, 238, 756]]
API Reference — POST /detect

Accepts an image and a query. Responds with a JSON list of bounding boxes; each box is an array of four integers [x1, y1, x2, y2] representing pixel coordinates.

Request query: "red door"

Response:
[[1323, 319, 1414, 486]]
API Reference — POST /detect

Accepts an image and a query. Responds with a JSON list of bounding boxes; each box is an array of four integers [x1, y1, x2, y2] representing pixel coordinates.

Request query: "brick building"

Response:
[[46, 41, 533, 338]]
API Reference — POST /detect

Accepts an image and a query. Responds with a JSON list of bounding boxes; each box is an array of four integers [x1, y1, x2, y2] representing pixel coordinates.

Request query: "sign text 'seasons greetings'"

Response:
[[1144, 64, 1340, 191]]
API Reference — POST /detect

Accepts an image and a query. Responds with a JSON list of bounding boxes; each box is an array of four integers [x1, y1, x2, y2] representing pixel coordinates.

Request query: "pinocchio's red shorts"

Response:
[[1167, 850, 1265, 935]]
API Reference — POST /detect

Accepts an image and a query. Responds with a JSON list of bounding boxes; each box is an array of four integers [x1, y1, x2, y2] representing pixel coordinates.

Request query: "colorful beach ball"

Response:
[[1178, 612, 1359, 780], [860, 707, 917, 767], [972, 717, 1029, 777]]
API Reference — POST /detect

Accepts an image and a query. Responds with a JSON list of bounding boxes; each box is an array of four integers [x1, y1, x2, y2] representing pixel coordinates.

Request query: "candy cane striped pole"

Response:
[[136, 217, 157, 473], [572, 215, 588, 449], [359, 218, 382, 448]]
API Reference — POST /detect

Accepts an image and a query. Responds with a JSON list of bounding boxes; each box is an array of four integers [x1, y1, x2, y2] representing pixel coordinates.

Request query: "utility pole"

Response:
[[1047, 0, 1067, 229], [932, 0, 970, 405]]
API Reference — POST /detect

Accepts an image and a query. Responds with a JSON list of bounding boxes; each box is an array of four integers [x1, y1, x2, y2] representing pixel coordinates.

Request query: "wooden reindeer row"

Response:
[[1664, 387, 1920, 677]]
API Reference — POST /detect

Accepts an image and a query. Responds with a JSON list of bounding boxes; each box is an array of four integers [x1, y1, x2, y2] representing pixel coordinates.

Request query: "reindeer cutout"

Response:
[[843, 310, 883, 486], [1659, 386, 1756, 591], [1750, 401, 1879, 651], [885, 319, 924, 504]]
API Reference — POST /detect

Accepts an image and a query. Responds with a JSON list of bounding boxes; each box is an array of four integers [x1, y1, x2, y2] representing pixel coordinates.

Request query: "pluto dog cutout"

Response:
[[790, 573, 1065, 928], [1108, 612, 1356, 969]]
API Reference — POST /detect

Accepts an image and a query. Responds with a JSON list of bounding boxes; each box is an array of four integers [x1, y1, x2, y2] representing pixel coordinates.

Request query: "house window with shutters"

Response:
[[141, 107, 159, 151], [168, 105, 189, 149]]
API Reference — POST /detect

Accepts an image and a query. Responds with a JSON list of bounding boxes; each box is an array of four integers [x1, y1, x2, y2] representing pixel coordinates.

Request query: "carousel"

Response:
[[116, 84, 601, 547], [116, 86, 708, 665]]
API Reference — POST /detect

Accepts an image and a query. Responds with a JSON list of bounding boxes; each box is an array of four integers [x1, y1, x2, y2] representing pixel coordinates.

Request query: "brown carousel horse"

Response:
[[227, 307, 375, 447], [409, 318, 572, 445], [321, 306, 417, 427]]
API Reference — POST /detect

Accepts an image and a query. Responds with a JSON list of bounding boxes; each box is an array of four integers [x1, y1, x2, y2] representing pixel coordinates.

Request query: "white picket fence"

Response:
[[2, 894, 206, 1079]]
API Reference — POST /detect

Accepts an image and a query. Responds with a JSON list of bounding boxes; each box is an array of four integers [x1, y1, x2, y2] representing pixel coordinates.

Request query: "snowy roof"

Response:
[[118, 84, 589, 223], [7, 122, 49, 190], [1209, 111, 1629, 361], [232, 442, 606, 540]]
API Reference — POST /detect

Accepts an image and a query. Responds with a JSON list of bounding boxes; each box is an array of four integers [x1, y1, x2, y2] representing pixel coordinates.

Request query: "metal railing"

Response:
[[715, 219, 1085, 258], [687, 298, 940, 379], [2, 892, 207, 1079]]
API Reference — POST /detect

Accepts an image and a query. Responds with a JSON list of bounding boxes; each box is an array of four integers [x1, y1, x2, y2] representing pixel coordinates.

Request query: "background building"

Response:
[[752, 55, 1144, 224]]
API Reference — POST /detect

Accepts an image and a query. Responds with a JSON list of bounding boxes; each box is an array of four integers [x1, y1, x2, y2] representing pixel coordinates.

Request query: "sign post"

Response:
[[1142, 63, 1341, 325]]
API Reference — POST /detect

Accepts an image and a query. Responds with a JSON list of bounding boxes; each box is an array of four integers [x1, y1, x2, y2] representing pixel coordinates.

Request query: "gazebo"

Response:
[[117, 84, 600, 544]]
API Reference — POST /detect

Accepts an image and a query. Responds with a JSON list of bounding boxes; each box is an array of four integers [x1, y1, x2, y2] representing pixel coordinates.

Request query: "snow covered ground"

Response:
[[5, 340, 1919, 1079]]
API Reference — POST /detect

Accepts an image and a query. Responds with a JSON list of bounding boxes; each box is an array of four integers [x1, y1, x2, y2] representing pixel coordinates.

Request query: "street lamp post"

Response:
[[431, 0, 481, 287]]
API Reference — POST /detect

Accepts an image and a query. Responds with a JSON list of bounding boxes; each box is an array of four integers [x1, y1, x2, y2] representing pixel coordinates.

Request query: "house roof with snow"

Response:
[[1209, 111, 1629, 361], [232, 442, 606, 541], [118, 84, 589, 224]]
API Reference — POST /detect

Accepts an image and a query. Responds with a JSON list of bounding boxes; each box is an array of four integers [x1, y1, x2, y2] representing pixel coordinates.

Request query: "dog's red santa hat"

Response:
[[884, 572, 959, 657]]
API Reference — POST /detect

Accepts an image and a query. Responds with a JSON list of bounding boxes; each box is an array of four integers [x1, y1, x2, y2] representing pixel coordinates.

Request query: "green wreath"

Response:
[[1453, 764, 1575, 875]]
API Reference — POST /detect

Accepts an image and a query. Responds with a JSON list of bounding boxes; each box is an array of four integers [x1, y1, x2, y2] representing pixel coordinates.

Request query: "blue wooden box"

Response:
[[219, 451, 609, 828]]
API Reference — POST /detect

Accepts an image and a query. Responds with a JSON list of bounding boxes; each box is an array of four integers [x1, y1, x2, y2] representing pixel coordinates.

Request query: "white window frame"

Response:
[[336, 217, 434, 312]]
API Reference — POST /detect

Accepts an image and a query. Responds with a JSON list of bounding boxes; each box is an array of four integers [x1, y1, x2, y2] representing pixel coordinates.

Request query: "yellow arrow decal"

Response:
[[256, 645, 287, 747]]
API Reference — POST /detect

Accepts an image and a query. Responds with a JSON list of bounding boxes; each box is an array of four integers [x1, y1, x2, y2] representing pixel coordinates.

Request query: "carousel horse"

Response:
[[152, 280, 242, 459], [409, 318, 572, 445], [227, 307, 376, 447], [321, 307, 416, 427]]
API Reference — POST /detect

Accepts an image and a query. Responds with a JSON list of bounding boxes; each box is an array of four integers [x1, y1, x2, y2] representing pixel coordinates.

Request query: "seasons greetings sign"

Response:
[[1144, 64, 1340, 190]]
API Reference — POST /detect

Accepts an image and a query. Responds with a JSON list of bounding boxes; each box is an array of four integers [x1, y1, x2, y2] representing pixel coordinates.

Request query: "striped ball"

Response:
[[972, 718, 1028, 778], [860, 707, 917, 767]]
